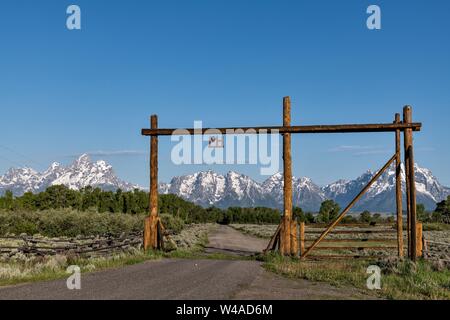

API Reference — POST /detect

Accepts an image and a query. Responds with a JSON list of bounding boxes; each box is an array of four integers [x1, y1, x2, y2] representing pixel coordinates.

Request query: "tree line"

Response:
[[0, 186, 280, 224], [294, 200, 395, 224], [1, 186, 449, 224]]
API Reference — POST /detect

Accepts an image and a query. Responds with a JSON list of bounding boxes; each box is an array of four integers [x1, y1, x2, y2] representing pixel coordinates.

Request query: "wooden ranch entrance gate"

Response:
[[141, 97, 422, 261]]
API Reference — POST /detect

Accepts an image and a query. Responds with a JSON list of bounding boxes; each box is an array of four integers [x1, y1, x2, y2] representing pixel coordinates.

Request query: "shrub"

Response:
[[359, 210, 372, 223], [160, 213, 185, 234], [0, 209, 144, 237]]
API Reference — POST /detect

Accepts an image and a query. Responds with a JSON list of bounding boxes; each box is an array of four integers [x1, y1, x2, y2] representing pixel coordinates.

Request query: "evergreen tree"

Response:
[[359, 210, 372, 223], [416, 203, 430, 222], [317, 200, 340, 223], [434, 196, 450, 223]]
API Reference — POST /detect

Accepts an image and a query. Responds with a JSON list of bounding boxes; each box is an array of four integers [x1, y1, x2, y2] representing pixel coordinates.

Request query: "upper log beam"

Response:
[[141, 123, 422, 136]]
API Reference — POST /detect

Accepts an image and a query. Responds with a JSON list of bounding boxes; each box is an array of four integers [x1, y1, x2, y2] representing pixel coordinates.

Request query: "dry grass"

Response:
[[0, 248, 163, 287], [263, 254, 450, 300], [229, 224, 277, 239], [0, 224, 214, 287]]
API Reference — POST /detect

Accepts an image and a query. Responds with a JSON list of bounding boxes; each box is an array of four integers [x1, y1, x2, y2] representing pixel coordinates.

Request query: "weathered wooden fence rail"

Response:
[[0, 233, 143, 257], [422, 239, 450, 266], [301, 223, 403, 260], [266, 222, 425, 260]]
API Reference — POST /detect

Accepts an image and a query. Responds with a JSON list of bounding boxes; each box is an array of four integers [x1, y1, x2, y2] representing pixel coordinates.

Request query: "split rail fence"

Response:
[[0, 233, 142, 257], [423, 240, 450, 265]]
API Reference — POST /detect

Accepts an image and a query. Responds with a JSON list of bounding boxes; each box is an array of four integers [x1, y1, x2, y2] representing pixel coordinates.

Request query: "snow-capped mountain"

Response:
[[293, 177, 327, 211], [323, 163, 450, 212], [220, 171, 267, 207], [0, 167, 43, 195], [0, 154, 138, 195], [164, 170, 267, 208], [2, 155, 449, 212], [159, 170, 326, 211], [160, 164, 449, 212], [259, 173, 326, 210], [167, 170, 227, 207]]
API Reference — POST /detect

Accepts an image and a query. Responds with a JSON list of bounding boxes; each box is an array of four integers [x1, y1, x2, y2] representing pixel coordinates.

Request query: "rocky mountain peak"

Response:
[[0, 155, 139, 195]]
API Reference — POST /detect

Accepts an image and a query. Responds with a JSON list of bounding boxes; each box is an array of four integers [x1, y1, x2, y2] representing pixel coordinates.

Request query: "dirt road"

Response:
[[205, 224, 267, 256], [0, 225, 372, 300]]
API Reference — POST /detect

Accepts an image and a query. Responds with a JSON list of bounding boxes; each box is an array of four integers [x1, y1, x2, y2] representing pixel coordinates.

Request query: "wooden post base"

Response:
[[266, 219, 298, 257], [290, 220, 298, 256], [416, 222, 423, 258], [143, 216, 165, 251], [299, 222, 305, 256], [280, 217, 291, 256]]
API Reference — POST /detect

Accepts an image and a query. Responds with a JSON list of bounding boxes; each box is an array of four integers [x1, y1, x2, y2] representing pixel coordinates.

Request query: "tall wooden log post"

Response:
[[144, 115, 159, 251], [403, 106, 417, 261], [280, 96, 293, 256], [394, 114, 404, 258]]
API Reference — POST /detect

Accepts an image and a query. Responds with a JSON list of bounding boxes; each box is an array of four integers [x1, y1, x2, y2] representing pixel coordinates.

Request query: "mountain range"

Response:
[[0, 154, 138, 195], [1, 154, 449, 212], [159, 165, 450, 212]]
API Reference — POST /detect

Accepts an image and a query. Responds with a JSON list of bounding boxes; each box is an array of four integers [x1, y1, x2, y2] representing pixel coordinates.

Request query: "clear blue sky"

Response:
[[0, 0, 449, 187]]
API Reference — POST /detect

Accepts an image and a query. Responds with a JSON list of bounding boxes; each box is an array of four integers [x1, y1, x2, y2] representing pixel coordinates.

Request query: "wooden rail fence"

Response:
[[422, 239, 450, 265], [265, 222, 425, 260], [0, 233, 143, 257]]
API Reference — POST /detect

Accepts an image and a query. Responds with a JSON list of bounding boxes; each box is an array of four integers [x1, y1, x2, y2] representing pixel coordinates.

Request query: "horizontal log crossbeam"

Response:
[[141, 123, 421, 136]]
